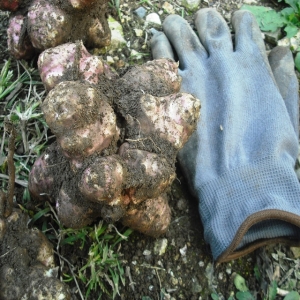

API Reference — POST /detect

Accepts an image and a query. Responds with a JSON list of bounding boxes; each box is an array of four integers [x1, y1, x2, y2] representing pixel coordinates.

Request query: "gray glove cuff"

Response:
[[198, 156, 300, 261]]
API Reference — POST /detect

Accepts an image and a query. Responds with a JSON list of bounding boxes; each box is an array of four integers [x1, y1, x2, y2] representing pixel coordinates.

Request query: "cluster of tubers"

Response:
[[2, 0, 111, 59], [28, 41, 200, 237]]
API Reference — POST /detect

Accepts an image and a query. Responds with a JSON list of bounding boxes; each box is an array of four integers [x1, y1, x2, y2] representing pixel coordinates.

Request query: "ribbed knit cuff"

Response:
[[197, 156, 300, 261]]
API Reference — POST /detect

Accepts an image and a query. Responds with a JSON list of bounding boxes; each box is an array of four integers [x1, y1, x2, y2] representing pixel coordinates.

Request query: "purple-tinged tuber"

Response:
[[38, 41, 116, 91], [6, 0, 111, 59], [28, 55, 200, 237]]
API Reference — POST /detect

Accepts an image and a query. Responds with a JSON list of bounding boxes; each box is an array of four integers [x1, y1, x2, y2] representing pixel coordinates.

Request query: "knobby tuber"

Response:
[[28, 44, 200, 237], [0, 122, 71, 300], [38, 41, 116, 91], [4, 0, 111, 60]]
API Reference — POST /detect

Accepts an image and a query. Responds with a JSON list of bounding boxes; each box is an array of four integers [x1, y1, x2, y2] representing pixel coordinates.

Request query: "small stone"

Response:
[[108, 16, 127, 51], [154, 238, 168, 255], [226, 267, 232, 275], [181, 0, 201, 12], [264, 29, 282, 45], [277, 37, 291, 48], [162, 2, 175, 14], [146, 12, 161, 25], [179, 244, 187, 256], [243, 0, 257, 3], [171, 277, 178, 286], [149, 285, 154, 291], [106, 56, 114, 65], [143, 249, 151, 256], [176, 199, 186, 211], [130, 49, 142, 60], [198, 261, 204, 267], [134, 7, 147, 19], [134, 28, 144, 37]]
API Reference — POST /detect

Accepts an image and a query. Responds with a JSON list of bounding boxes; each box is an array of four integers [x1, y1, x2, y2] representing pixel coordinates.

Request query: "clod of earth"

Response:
[[5, 0, 111, 60], [28, 42, 201, 237], [0, 121, 71, 300]]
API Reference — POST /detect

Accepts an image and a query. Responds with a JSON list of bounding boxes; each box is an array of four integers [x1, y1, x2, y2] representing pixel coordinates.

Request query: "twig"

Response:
[[54, 250, 85, 300], [125, 266, 135, 292], [0, 247, 16, 258], [139, 263, 165, 271], [155, 268, 162, 292], [4, 120, 16, 217]]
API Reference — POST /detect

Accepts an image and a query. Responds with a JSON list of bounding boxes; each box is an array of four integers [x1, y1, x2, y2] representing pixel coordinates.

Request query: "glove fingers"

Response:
[[161, 14, 207, 70], [232, 10, 267, 59], [151, 31, 175, 61], [268, 46, 299, 135], [194, 8, 233, 55]]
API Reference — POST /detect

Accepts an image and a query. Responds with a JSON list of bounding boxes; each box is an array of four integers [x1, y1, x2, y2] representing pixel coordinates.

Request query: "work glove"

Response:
[[151, 8, 300, 263]]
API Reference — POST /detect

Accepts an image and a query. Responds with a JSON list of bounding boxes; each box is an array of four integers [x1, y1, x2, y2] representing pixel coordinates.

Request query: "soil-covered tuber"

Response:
[[38, 41, 116, 91], [0, 209, 71, 300], [28, 52, 200, 237], [0, 122, 71, 300], [5, 0, 111, 59]]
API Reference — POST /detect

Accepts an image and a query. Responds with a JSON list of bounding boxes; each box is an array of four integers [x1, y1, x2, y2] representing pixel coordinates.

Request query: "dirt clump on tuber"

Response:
[[28, 45, 200, 237]]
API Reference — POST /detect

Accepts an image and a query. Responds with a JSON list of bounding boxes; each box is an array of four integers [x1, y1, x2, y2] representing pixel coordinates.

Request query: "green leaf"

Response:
[[253, 265, 261, 281], [284, 291, 300, 300], [295, 52, 300, 72], [211, 293, 219, 300], [234, 274, 249, 292], [241, 5, 286, 32], [284, 24, 299, 38], [236, 291, 255, 300], [268, 281, 277, 300], [30, 207, 51, 224], [284, 0, 298, 12]]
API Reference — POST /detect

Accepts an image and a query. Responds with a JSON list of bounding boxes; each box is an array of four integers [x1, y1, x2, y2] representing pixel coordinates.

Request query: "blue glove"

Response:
[[151, 8, 300, 263]]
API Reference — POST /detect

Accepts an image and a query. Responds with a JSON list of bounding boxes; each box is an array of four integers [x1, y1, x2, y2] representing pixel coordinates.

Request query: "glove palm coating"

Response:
[[151, 8, 300, 263]]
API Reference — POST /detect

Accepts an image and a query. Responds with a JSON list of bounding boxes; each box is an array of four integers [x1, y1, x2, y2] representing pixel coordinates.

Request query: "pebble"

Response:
[[143, 249, 151, 256], [134, 6, 147, 19], [179, 244, 187, 256], [162, 2, 175, 14], [106, 55, 114, 65], [146, 12, 161, 25], [171, 277, 179, 286], [264, 29, 282, 45], [154, 238, 168, 255], [181, 0, 201, 12], [176, 198, 187, 211], [130, 49, 143, 60], [218, 272, 223, 280], [134, 28, 144, 37], [107, 16, 127, 51], [243, 0, 258, 3]]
